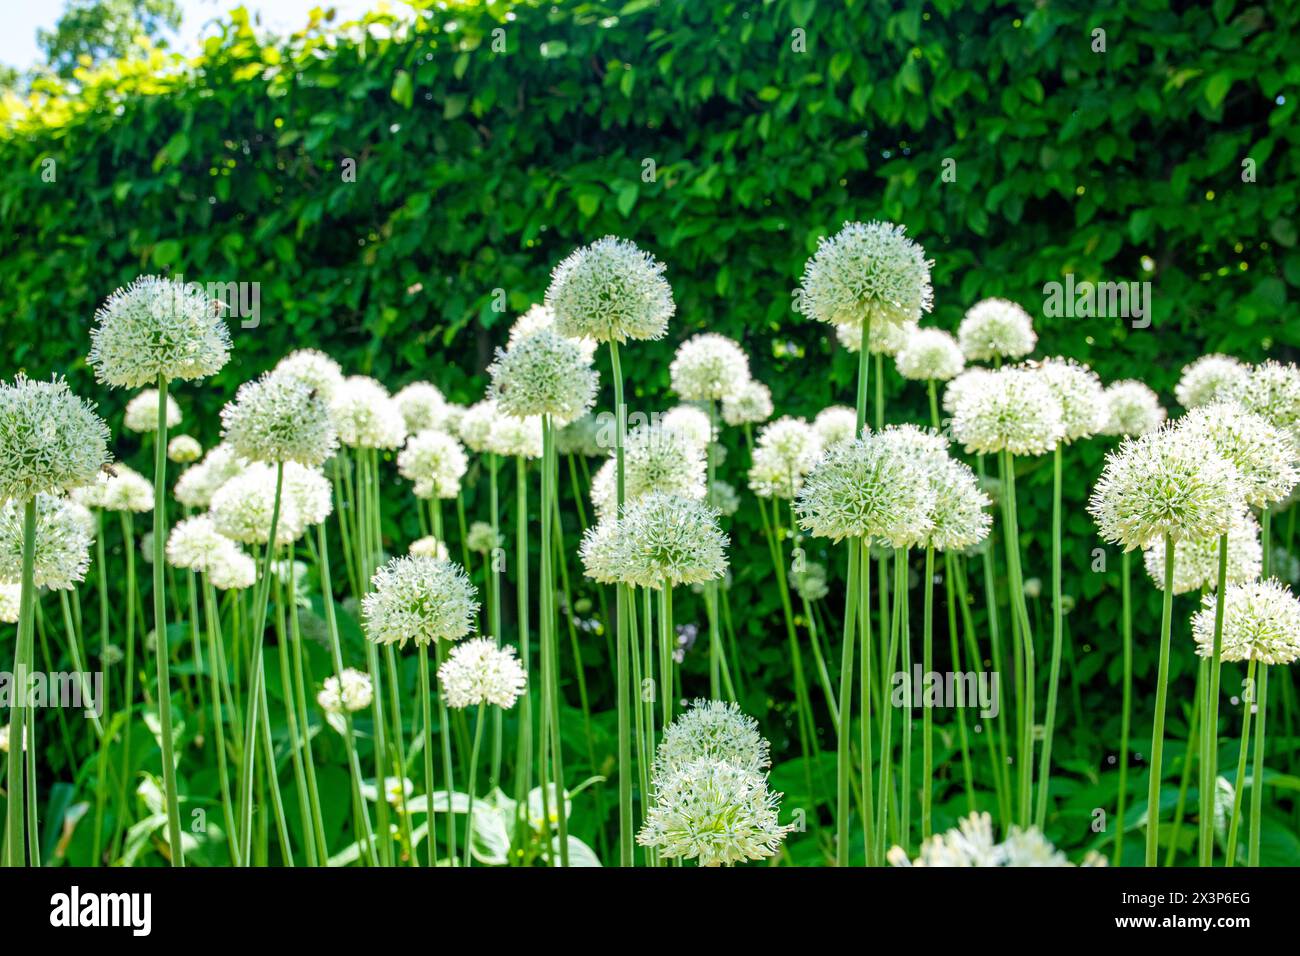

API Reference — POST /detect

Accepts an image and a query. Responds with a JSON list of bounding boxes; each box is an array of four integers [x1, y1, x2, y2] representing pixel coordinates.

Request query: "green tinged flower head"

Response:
[[317, 668, 373, 714], [607, 492, 729, 589], [1224, 360, 1300, 445], [710, 478, 740, 517], [1175, 353, 1247, 410], [555, 413, 606, 457], [88, 276, 232, 388], [923, 457, 993, 553], [211, 461, 302, 546], [486, 411, 543, 459], [282, 462, 333, 528], [167, 435, 203, 464], [165, 514, 238, 572], [941, 367, 994, 417], [466, 520, 503, 554], [393, 382, 447, 434], [670, 333, 750, 402], [949, 366, 1065, 456], [221, 370, 338, 466], [797, 220, 933, 330], [660, 405, 713, 451], [397, 428, 468, 500], [124, 388, 182, 433], [792, 560, 829, 601], [488, 327, 599, 424], [274, 349, 345, 402], [437, 638, 527, 709], [721, 378, 773, 427], [577, 517, 625, 585], [889, 812, 1100, 867], [656, 699, 771, 775], [1100, 380, 1165, 437], [1178, 400, 1299, 507], [361, 554, 479, 648], [590, 422, 706, 520], [329, 376, 407, 450], [1192, 579, 1300, 665], [509, 303, 598, 363], [836, 316, 917, 356], [896, 328, 965, 382], [457, 398, 501, 454], [0, 494, 94, 590], [957, 298, 1036, 362], [545, 236, 675, 344], [1035, 358, 1107, 443], [72, 463, 153, 513], [1143, 508, 1261, 595], [0, 583, 19, 624], [173, 443, 244, 509], [813, 405, 859, 449], [747, 416, 824, 500], [1088, 423, 1243, 550], [409, 536, 449, 561], [0, 375, 110, 502]]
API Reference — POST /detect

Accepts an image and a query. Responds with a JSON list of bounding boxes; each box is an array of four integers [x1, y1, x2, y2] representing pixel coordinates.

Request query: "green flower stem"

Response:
[[1199, 535, 1227, 865], [951, 558, 1009, 824], [201, 576, 240, 865], [1146, 532, 1176, 866], [834, 535, 859, 866], [540, 417, 569, 866], [417, 643, 437, 866], [1035, 444, 1065, 828], [632, 586, 654, 866], [943, 553, 976, 816], [272, 563, 316, 866], [286, 554, 327, 861], [356, 449, 393, 866], [974, 455, 1011, 826], [658, 583, 674, 730], [873, 545, 904, 865], [512, 454, 533, 859], [1000, 450, 1035, 828], [921, 546, 935, 841], [1224, 657, 1257, 867], [58, 590, 103, 739], [857, 536, 876, 864], [430, 505, 458, 865], [1248, 664, 1268, 867], [463, 701, 486, 867], [1261, 506, 1271, 580], [4, 498, 36, 865], [1166, 660, 1202, 866], [609, 339, 633, 867], [898, 548, 913, 853], [257, 671, 294, 865], [553, 493, 598, 806], [488, 453, 503, 792], [1116, 548, 1134, 865]]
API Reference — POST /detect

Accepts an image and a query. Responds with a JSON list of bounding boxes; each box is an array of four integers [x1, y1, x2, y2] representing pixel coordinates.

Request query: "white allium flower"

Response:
[[588, 460, 617, 522], [509, 303, 598, 363], [397, 429, 468, 500], [124, 388, 182, 433], [797, 221, 933, 330], [721, 379, 773, 427], [167, 435, 203, 464], [208, 546, 256, 591], [555, 413, 606, 457], [747, 416, 824, 500], [329, 376, 407, 450], [1192, 579, 1300, 665], [710, 479, 740, 517], [612, 492, 728, 589], [942, 367, 994, 417], [610, 422, 708, 512], [488, 328, 598, 424], [1178, 401, 1299, 507], [957, 298, 1036, 362], [410, 536, 449, 561], [1088, 424, 1243, 550], [393, 382, 447, 434], [317, 667, 373, 714], [282, 462, 333, 528], [1144, 508, 1261, 595], [1224, 360, 1300, 445], [221, 370, 338, 466], [274, 349, 345, 402], [578, 517, 625, 585], [0, 723, 26, 754], [0, 375, 110, 502], [813, 405, 859, 449], [888, 811, 1003, 867], [439, 402, 467, 436], [545, 236, 675, 343], [0, 583, 20, 623], [836, 316, 917, 356], [458, 398, 500, 454], [72, 464, 152, 513], [655, 699, 771, 775], [165, 515, 230, 572], [211, 462, 303, 546], [466, 521, 502, 554], [669, 334, 750, 402], [1000, 826, 1073, 867], [923, 457, 993, 553], [487, 412, 543, 459], [896, 328, 965, 382], [1176, 353, 1247, 410], [637, 758, 793, 866], [875, 422, 950, 465], [950, 366, 1065, 456], [0, 494, 93, 590], [1035, 358, 1107, 443], [173, 443, 244, 509], [794, 433, 935, 544], [660, 405, 713, 450], [362, 555, 479, 647], [437, 637, 527, 709], [88, 275, 232, 387], [792, 560, 829, 602], [1100, 380, 1165, 437]]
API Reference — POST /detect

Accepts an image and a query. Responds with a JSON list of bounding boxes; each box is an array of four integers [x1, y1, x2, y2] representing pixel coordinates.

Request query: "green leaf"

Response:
[[390, 69, 413, 109]]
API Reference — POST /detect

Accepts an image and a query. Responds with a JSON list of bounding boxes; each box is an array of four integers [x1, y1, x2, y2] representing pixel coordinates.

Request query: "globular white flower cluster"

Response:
[[397, 429, 468, 500], [457, 399, 501, 454], [812, 405, 858, 449], [670, 334, 750, 402], [590, 422, 706, 520], [0, 583, 19, 624], [957, 298, 1036, 362], [655, 699, 770, 774], [660, 405, 713, 451], [488, 327, 599, 424], [1143, 508, 1261, 595], [1100, 380, 1165, 437], [329, 376, 407, 450], [393, 382, 447, 434], [581, 492, 728, 590], [165, 514, 246, 575], [949, 366, 1065, 457], [710, 478, 740, 517], [545, 236, 675, 344], [747, 416, 824, 500], [1192, 579, 1300, 665], [888, 812, 1105, 867], [274, 349, 345, 402], [0, 374, 110, 503], [1175, 353, 1247, 409], [923, 456, 993, 553], [1035, 358, 1107, 443], [221, 370, 338, 467], [173, 443, 244, 509], [1224, 359, 1300, 446], [796, 220, 933, 330], [486, 411, 543, 460], [941, 367, 993, 417], [437, 638, 527, 709], [362, 555, 479, 648], [1178, 401, 1299, 507], [88, 275, 232, 388], [792, 560, 829, 602], [509, 303, 598, 363], [0, 494, 94, 590], [555, 413, 606, 457], [210, 462, 302, 546], [72, 463, 153, 513], [317, 667, 374, 714], [466, 521, 502, 554], [835, 316, 916, 356], [167, 435, 203, 464], [721, 378, 773, 427], [282, 462, 333, 529], [895, 328, 965, 382], [208, 548, 257, 591], [124, 388, 182, 433], [409, 536, 449, 561]]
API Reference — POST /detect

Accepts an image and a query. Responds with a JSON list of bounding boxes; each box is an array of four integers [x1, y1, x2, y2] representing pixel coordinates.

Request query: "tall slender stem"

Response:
[[834, 537, 859, 866], [152, 376, 183, 865], [1199, 534, 1227, 865], [1248, 664, 1268, 867], [1035, 444, 1064, 827], [4, 498, 36, 865], [1001, 451, 1034, 827], [1116, 549, 1133, 865], [463, 702, 486, 867], [1225, 657, 1257, 866], [418, 643, 436, 866], [921, 546, 934, 841], [1146, 532, 1176, 866], [609, 339, 633, 866]]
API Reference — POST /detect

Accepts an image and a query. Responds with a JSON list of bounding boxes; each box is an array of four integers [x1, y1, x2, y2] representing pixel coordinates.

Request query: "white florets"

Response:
[[0, 494, 94, 590], [124, 388, 182, 433], [656, 699, 771, 774], [957, 298, 1036, 361], [437, 638, 527, 709], [813, 406, 859, 449], [165, 515, 236, 572], [1100, 380, 1165, 437], [1175, 354, 1247, 410], [509, 303, 598, 363], [72, 464, 153, 513], [210, 462, 302, 546], [393, 382, 447, 434], [721, 379, 774, 427], [949, 366, 1065, 456], [836, 316, 916, 356], [274, 349, 345, 402], [896, 328, 965, 382], [545, 236, 675, 344], [670, 334, 751, 402], [361, 555, 479, 648], [317, 667, 373, 714], [1192, 580, 1300, 665], [488, 328, 598, 424], [606, 492, 729, 589], [167, 435, 203, 464], [1143, 508, 1261, 595], [329, 376, 407, 450], [660, 405, 713, 451], [797, 220, 933, 330], [1178, 401, 1299, 507], [173, 443, 244, 509], [747, 416, 824, 500], [410, 536, 449, 561], [466, 521, 502, 554], [208, 546, 256, 591], [486, 412, 543, 460], [1035, 358, 1107, 443], [221, 370, 338, 466], [0, 375, 110, 502], [397, 429, 468, 500], [1224, 360, 1300, 445], [0, 583, 19, 623]]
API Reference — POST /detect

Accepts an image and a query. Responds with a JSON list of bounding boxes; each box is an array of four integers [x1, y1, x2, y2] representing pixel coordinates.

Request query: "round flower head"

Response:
[[124, 388, 182, 433], [957, 298, 1036, 362], [207, 545, 256, 591], [362, 555, 479, 648], [792, 560, 829, 602], [555, 413, 606, 457], [922, 457, 993, 553], [1178, 401, 1299, 507], [621, 422, 708, 505], [487, 412, 543, 460], [211, 462, 303, 546], [165, 515, 230, 572], [1144, 507, 1261, 595], [72, 463, 153, 513], [487, 328, 598, 424], [439, 402, 467, 436], [813, 406, 859, 449], [88, 275, 231, 387], [1035, 358, 1107, 443], [942, 367, 994, 417], [1088, 424, 1243, 550], [660, 405, 713, 451], [888, 811, 1002, 867], [0, 375, 110, 502], [466, 521, 503, 555], [613, 492, 729, 589], [710, 479, 740, 517], [836, 316, 917, 356], [1100, 380, 1165, 437], [437, 637, 527, 709], [1176, 353, 1247, 410], [637, 758, 793, 867], [1224, 360, 1300, 445], [950, 366, 1065, 456], [282, 462, 333, 528], [410, 536, 449, 561], [578, 517, 627, 585], [222, 370, 338, 466], [393, 382, 447, 434], [509, 303, 598, 363], [795, 433, 935, 544], [1194, 580, 1300, 665], [329, 376, 407, 450], [655, 699, 770, 775], [797, 220, 933, 330], [545, 236, 675, 343], [1000, 826, 1073, 867], [167, 435, 203, 464], [747, 416, 824, 500], [896, 328, 965, 382], [317, 667, 373, 714], [274, 349, 345, 402], [721, 379, 773, 427], [0, 583, 19, 623], [0, 494, 93, 590], [669, 334, 750, 402], [458, 398, 501, 454], [397, 429, 468, 500], [173, 443, 244, 509]]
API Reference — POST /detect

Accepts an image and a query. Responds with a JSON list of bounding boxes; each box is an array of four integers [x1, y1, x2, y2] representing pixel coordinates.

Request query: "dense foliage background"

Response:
[[2, 0, 1298, 864]]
